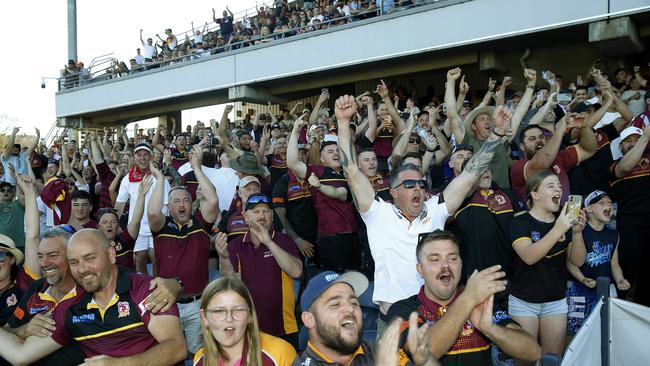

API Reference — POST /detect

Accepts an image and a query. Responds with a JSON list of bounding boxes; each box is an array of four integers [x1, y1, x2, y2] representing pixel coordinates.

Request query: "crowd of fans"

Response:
[[60, 0, 441, 87], [2, 58, 650, 365]]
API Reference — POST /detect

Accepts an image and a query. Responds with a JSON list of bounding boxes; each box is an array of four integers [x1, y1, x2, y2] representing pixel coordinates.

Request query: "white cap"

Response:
[[238, 176, 260, 188], [323, 134, 338, 144], [620, 126, 643, 141]]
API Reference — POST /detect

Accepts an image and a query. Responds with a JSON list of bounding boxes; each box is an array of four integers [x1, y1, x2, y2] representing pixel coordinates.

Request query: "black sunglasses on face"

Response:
[[0, 188, 14, 193], [395, 179, 427, 189]]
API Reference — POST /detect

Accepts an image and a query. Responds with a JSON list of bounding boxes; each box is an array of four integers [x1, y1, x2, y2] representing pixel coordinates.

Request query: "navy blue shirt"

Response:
[[579, 223, 618, 280]]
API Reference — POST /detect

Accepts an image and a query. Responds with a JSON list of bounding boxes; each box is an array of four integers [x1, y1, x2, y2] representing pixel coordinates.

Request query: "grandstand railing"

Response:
[[57, 0, 458, 91]]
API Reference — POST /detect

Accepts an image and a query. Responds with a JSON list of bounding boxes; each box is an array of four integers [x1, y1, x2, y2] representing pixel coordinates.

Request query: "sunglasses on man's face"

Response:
[[409, 138, 421, 144], [0, 188, 14, 193], [395, 179, 427, 189]]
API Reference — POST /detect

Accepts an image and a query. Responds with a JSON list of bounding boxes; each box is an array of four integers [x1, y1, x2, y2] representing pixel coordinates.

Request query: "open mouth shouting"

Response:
[[438, 271, 453, 286]]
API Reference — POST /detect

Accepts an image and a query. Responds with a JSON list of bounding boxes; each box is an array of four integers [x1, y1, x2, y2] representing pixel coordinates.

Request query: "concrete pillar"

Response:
[[158, 111, 182, 136], [589, 16, 645, 55]]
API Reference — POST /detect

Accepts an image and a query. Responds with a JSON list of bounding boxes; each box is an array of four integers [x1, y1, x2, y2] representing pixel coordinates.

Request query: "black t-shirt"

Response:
[[579, 223, 618, 280], [569, 123, 618, 196], [271, 172, 318, 243], [455, 186, 522, 279], [266, 154, 288, 188], [218, 15, 234, 34], [509, 213, 572, 303]]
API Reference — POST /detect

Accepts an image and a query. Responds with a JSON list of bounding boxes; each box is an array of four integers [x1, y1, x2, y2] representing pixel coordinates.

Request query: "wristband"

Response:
[[295, 237, 303, 246], [492, 128, 506, 138], [174, 277, 185, 289]]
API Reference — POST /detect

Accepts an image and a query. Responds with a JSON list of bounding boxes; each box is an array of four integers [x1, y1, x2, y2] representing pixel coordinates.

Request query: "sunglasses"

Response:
[[409, 138, 421, 144], [395, 179, 427, 189], [417, 229, 447, 246], [247, 195, 271, 205], [0, 250, 13, 262], [0, 188, 14, 193]]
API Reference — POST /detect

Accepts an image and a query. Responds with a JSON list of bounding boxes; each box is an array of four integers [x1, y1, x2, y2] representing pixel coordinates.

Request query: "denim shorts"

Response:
[[508, 295, 568, 317]]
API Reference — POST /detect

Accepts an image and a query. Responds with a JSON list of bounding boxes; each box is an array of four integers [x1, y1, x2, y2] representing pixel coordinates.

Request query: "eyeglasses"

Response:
[[0, 188, 14, 193], [395, 179, 427, 189], [417, 229, 446, 246], [54, 224, 77, 234], [409, 138, 421, 144], [169, 186, 188, 194], [205, 307, 250, 321]]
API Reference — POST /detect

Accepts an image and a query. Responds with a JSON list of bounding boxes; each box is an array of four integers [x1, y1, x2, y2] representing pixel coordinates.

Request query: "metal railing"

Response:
[[58, 0, 451, 90]]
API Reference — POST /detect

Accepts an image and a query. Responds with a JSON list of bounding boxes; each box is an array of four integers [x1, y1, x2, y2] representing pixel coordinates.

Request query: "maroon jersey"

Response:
[[112, 229, 136, 270], [152, 212, 213, 296], [51, 267, 181, 361], [40, 177, 71, 225], [305, 165, 358, 236]]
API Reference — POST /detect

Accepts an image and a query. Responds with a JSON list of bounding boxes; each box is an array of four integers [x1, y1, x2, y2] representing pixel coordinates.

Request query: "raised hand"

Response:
[[524, 68, 537, 86], [361, 95, 373, 106], [214, 232, 229, 259], [463, 265, 507, 307], [190, 144, 203, 168], [446, 67, 461, 82], [488, 77, 496, 91], [572, 209, 586, 233], [334, 95, 358, 122], [163, 149, 173, 167], [502, 76, 513, 87], [459, 75, 469, 94], [375, 79, 389, 98], [139, 175, 153, 196], [555, 202, 577, 233], [492, 105, 512, 133], [249, 220, 272, 245], [149, 161, 163, 178], [224, 105, 234, 113]]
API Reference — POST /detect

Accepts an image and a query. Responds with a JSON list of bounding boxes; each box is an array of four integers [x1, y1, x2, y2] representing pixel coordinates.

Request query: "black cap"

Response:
[[245, 193, 271, 211], [574, 101, 601, 114]]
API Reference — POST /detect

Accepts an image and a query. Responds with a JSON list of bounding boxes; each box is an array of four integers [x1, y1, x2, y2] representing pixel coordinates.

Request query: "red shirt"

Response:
[[96, 161, 116, 209], [51, 268, 181, 363], [81, 220, 97, 229], [152, 212, 213, 296], [510, 146, 579, 205], [305, 165, 358, 236], [227, 230, 299, 337]]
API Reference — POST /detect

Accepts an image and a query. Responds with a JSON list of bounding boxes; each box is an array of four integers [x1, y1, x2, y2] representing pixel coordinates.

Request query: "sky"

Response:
[[0, 0, 262, 139]]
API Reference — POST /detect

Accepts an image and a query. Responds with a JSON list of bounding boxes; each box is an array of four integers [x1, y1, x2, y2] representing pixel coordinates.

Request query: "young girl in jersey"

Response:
[[194, 276, 296, 366], [508, 171, 585, 359]]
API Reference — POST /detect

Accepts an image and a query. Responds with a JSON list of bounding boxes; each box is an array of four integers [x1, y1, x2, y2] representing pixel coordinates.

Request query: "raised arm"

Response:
[[376, 79, 406, 134], [287, 114, 309, 179], [362, 96, 378, 142], [478, 78, 496, 107], [147, 162, 167, 233], [140, 29, 145, 45], [495, 76, 512, 107], [443, 106, 510, 215], [389, 111, 416, 168], [191, 144, 220, 223], [126, 175, 152, 239], [336, 95, 376, 213], [523, 116, 567, 178], [528, 93, 557, 127], [216, 105, 233, 142], [14, 175, 40, 276], [445, 68, 464, 143], [309, 91, 329, 124], [615, 124, 650, 178], [456, 76, 469, 114], [4, 127, 19, 160], [508, 69, 537, 142], [25, 128, 40, 157]]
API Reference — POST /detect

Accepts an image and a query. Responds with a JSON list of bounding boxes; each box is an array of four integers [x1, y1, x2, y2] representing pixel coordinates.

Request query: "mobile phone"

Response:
[[556, 93, 572, 103], [567, 195, 582, 223]]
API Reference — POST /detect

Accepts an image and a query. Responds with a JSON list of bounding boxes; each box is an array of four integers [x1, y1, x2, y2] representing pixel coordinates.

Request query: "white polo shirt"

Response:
[[177, 163, 238, 212], [361, 197, 449, 306], [116, 175, 170, 237]]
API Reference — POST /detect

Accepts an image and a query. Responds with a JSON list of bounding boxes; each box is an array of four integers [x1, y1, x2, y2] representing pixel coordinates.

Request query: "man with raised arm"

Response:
[[148, 143, 220, 356], [335, 94, 511, 332], [0, 229, 187, 366], [447, 67, 536, 188]]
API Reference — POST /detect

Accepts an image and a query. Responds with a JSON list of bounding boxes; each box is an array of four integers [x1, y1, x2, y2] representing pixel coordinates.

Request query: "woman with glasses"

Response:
[[508, 171, 585, 359], [194, 276, 296, 366]]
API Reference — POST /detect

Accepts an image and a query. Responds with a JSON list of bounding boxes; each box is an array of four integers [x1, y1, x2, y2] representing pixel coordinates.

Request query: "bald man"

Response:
[[0, 229, 188, 365]]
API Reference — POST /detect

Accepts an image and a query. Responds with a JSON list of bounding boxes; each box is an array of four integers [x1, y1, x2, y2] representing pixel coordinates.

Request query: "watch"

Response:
[[174, 277, 185, 289]]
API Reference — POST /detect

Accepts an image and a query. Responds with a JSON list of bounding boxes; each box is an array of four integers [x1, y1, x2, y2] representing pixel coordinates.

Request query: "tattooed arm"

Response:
[[335, 95, 377, 213], [443, 106, 512, 215]]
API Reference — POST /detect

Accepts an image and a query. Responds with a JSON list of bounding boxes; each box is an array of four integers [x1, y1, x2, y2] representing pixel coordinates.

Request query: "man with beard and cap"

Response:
[[217, 193, 303, 349], [334, 94, 511, 335], [149, 143, 220, 356], [114, 142, 171, 275], [510, 109, 598, 205], [447, 67, 537, 189], [386, 230, 541, 365], [608, 125, 650, 306], [0, 229, 187, 365], [292, 270, 374, 366]]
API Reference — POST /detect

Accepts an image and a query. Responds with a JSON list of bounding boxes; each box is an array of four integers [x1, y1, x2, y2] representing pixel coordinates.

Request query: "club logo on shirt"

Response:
[[460, 321, 474, 337], [111, 241, 123, 252], [118, 301, 130, 318], [72, 314, 95, 323], [288, 185, 301, 192], [531, 231, 541, 242], [29, 306, 50, 315], [263, 250, 274, 259], [494, 194, 506, 205], [6, 294, 17, 307]]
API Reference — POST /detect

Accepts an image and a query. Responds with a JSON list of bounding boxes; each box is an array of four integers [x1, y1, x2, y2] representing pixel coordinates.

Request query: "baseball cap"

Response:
[[270, 124, 281, 130], [245, 193, 271, 211], [133, 142, 153, 154], [573, 101, 601, 114], [308, 124, 325, 134], [300, 271, 368, 311], [297, 144, 309, 151], [620, 126, 643, 141], [584, 190, 609, 206], [452, 144, 474, 155], [0, 234, 24, 265], [239, 176, 260, 188]]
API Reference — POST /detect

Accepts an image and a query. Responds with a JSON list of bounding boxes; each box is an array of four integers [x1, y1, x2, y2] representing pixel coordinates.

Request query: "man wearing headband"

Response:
[[148, 143, 220, 356], [217, 193, 302, 349]]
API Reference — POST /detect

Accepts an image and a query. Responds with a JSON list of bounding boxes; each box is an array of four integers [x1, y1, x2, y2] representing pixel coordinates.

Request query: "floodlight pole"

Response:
[[67, 0, 77, 62]]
